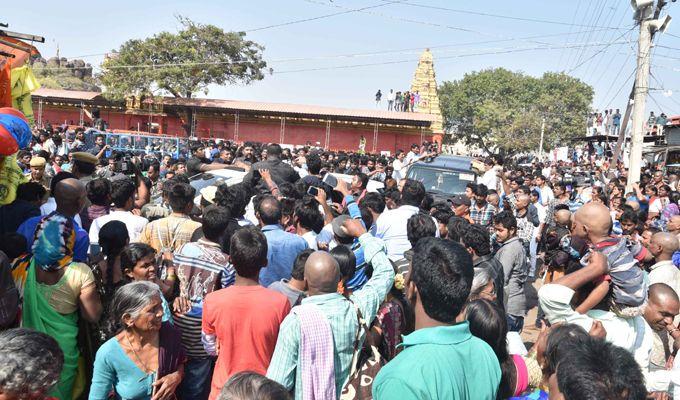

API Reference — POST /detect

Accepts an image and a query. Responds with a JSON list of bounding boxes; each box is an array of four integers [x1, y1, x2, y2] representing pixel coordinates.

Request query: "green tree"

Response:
[[99, 16, 269, 135], [439, 68, 593, 156]]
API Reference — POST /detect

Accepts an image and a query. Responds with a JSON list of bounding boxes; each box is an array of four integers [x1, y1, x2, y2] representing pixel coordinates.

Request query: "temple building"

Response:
[[31, 50, 445, 153]]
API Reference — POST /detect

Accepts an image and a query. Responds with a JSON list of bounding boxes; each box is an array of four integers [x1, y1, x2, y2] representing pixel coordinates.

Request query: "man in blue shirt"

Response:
[[17, 178, 89, 262], [257, 196, 308, 287], [612, 108, 622, 135], [373, 238, 501, 399]]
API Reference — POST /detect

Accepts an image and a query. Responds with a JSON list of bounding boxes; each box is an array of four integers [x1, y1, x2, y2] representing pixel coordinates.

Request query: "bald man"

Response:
[[572, 202, 647, 308], [643, 283, 680, 395], [668, 215, 680, 242], [554, 209, 571, 228], [16, 178, 91, 261], [487, 192, 500, 209], [54, 178, 87, 218], [538, 252, 676, 394], [626, 200, 641, 212], [645, 283, 680, 332], [304, 251, 342, 295], [648, 233, 680, 297], [267, 218, 395, 398]]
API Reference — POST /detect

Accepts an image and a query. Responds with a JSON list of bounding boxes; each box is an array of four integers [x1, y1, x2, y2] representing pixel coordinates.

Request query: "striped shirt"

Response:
[[173, 239, 234, 358], [470, 201, 497, 228], [139, 213, 202, 254], [267, 234, 395, 399], [582, 238, 647, 307]]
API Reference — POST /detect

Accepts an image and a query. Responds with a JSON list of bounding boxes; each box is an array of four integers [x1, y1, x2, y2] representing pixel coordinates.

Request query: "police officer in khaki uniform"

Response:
[[25, 157, 51, 196], [70, 152, 98, 185]]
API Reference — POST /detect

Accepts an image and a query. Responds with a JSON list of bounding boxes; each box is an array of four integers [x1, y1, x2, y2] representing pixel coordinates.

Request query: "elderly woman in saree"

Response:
[[89, 281, 185, 400]]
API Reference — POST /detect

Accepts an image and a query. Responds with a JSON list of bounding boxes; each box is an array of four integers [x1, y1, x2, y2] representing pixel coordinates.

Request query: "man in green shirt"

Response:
[[373, 237, 501, 400]]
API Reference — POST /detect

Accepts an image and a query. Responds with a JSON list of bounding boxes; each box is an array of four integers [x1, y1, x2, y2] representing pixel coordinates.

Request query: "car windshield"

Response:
[[407, 166, 475, 195]]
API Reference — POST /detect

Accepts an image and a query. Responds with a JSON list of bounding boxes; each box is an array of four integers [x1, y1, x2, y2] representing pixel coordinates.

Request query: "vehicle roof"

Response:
[[412, 154, 475, 172]]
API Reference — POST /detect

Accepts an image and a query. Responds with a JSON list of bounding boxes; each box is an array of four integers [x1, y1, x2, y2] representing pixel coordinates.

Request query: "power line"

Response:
[[557, 0, 582, 68], [59, 27, 616, 61], [595, 33, 635, 109], [39, 40, 627, 73], [54, 29, 621, 67], [274, 41, 630, 74], [570, 0, 610, 71], [649, 72, 680, 110], [244, 0, 403, 32], [565, 0, 595, 67], [298, 0, 627, 50], [591, 23, 635, 94], [567, 27, 635, 73], [397, 0, 622, 29], [648, 91, 666, 111], [300, 0, 487, 35], [602, 67, 636, 109], [580, 2, 625, 81]]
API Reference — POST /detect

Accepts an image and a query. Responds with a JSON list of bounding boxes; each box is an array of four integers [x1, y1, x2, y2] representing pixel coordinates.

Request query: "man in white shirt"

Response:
[[89, 177, 148, 245], [539, 252, 680, 395], [405, 144, 419, 166], [478, 158, 499, 191], [647, 232, 680, 376], [534, 175, 554, 206], [387, 89, 396, 111], [391, 150, 408, 182], [648, 232, 680, 295], [375, 179, 428, 260]]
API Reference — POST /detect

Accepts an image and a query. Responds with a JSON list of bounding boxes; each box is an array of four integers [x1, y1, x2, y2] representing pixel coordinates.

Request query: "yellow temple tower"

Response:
[[410, 48, 444, 144]]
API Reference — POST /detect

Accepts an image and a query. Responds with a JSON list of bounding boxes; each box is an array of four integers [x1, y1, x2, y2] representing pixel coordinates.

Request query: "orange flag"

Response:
[[0, 61, 11, 108]]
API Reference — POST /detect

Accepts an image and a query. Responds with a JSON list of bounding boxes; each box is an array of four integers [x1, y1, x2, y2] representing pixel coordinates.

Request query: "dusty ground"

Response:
[[520, 279, 543, 347]]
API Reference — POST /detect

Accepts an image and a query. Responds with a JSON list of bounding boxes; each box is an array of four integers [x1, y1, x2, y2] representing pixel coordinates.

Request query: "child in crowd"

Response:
[[570, 203, 648, 316]]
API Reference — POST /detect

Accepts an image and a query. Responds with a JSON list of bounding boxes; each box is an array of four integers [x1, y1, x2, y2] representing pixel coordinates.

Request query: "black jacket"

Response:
[[244, 158, 301, 192]]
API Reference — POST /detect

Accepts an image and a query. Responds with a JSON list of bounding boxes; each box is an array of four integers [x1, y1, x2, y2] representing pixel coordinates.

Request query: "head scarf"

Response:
[[31, 213, 75, 271], [662, 203, 680, 222]]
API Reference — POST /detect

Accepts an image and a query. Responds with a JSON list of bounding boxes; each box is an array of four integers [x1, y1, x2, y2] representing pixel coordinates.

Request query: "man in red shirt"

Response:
[[201, 226, 291, 400]]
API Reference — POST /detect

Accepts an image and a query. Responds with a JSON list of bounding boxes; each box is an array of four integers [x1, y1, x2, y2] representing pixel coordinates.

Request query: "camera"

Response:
[[114, 157, 134, 175], [561, 173, 575, 187]]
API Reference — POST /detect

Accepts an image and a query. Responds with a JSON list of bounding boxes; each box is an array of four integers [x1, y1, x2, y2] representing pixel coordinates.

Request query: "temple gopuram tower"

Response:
[[410, 48, 444, 144]]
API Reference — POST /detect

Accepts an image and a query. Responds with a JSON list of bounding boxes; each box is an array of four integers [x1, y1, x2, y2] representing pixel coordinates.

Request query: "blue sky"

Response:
[[4, 0, 680, 114]]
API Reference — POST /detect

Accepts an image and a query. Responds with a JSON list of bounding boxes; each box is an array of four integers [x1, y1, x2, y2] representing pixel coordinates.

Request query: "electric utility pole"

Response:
[[627, 0, 672, 191]]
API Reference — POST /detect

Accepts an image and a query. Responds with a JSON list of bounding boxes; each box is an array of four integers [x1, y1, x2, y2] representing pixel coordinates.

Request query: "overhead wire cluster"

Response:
[[47, 0, 680, 112]]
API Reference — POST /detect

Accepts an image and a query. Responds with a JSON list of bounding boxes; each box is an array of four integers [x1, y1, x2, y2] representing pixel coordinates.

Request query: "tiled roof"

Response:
[[32, 89, 435, 125], [33, 88, 103, 101], [161, 97, 436, 124]]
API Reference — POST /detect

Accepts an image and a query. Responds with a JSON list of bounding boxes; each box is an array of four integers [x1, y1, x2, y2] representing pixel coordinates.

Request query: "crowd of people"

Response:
[[375, 89, 422, 112], [4, 122, 680, 400], [587, 108, 669, 136]]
